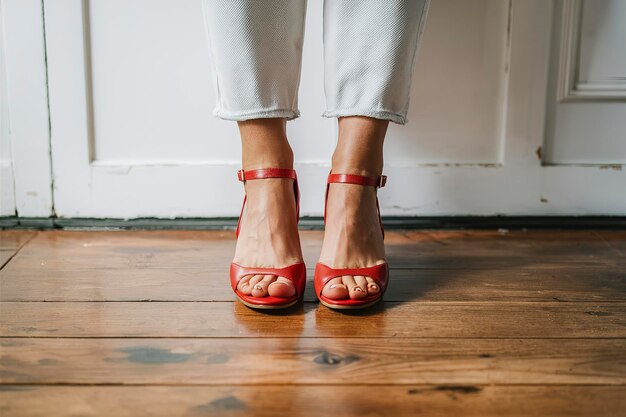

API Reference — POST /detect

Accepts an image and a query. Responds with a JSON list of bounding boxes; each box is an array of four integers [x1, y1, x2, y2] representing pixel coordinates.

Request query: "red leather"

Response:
[[231, 168, 304, 308], [231, 262, 306, 307], [323, 171, 387, 238], [237, 168, 297, 182], [314, 262, 388, 306], [315, 172, 389, 308], [327, 173, 387, 188]]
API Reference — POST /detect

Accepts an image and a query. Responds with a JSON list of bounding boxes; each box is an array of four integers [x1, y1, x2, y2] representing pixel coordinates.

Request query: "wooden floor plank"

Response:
[[4, 230, 622, 275], [0, 251, 15, 269], [3, 229, 624, 302], [0, 231, 36, 270], [1, 338, 624, 385], [0, 230, 37, 251], [0, 385, 626, 417], [1, 385, 625, 417], [2, 266, 624, 302], [2, 302, 624, 338], [396, 229, 626, 245], [1, 229, 625, 416]]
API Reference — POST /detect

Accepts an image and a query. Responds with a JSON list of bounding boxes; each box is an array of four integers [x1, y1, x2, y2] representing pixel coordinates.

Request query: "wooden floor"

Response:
[[0, 229, 625, 416]]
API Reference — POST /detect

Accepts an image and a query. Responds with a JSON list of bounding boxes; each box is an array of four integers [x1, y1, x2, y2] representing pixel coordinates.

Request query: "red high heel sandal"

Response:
[[314, 172, 389, 310], [230, 168, 306, 309]]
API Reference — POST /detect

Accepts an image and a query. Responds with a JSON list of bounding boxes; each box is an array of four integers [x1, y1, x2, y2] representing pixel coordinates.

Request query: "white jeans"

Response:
[[201, 0, 430, 125]]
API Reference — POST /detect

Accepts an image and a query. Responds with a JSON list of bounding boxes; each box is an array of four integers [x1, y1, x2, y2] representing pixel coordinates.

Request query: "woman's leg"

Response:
[[200, 0, 307, 121], [319, 117, 388, 300], [319, 0, 431, 300], [233, 119, 303, 298], [201, 0, 307, 298], [321, 0, 430, 125]]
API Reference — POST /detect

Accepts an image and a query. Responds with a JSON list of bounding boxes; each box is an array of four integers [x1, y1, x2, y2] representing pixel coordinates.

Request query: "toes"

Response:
[[354, 276, 369, 295], [344, 275, 367, 300], [248, 274, 264, 288], [251, 275, 275, 298], [321, 277, 349, 300], [365, 277, 380, 294], [237, 274, 256, 295], [268, 276, 296, 298]]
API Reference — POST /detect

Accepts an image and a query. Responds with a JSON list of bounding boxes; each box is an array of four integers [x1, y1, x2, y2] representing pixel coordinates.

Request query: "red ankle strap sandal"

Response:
[[314, 172, 389, 310], [230, 168, 306, 309]]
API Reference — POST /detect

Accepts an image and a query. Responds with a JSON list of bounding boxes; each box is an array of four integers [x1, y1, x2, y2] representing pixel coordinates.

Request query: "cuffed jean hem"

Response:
[[322, 108, 408, 125], [213, 108, 301, 122]]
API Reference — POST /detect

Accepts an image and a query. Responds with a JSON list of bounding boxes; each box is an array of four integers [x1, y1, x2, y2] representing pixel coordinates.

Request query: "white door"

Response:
[[1, 0, 53, 217], [2, 0, 625, 218]]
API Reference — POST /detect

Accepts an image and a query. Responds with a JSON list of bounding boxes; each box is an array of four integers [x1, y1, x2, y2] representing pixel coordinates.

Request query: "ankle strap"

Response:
[[237, 168, 297, 182], [324, 171, 387, 240], [235, 168, 300, 238], [327, 173, 387, 188]]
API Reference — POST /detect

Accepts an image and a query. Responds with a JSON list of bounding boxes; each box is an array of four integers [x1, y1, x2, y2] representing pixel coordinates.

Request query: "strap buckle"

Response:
[[237, 170, 245, 182], [378, 175, 387, 188]]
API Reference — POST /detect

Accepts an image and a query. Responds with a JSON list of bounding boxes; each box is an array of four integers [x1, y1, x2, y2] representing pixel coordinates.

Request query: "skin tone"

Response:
[[234, 116, 388, 300]]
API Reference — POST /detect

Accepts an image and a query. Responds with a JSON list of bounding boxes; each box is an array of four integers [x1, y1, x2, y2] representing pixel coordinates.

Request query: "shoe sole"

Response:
[[237, 296, 299, 310], [319, 296, 382, 310]]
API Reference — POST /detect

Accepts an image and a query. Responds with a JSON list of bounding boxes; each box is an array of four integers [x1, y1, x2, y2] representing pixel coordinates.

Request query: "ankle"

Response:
[[331, 146, 383, 176], [239, 118, 295, 170], [330, 164, 382, 177], [331, 116, 386, 175], [331, 154, 382, 176], [244, 147, 294, 171]]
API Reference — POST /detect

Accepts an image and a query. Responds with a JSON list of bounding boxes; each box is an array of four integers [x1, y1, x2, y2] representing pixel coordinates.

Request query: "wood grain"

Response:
[[0, 251, 14, 269], [0, 230, 36, 251], [3, 229, 624, 302], [0, 231, 36, 269], [2, 301, 625, 338], [1, 338, 624, 385], [4, 230, 623, 274], [1, 386, 625, 417], [1, 229, 625, 416], [2, 266, 624, 302]]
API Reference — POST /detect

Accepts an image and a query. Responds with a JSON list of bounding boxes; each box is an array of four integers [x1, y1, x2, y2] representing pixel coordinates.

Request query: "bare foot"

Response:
[[233, 177, 303, 298], [318, 178, 386, 300]]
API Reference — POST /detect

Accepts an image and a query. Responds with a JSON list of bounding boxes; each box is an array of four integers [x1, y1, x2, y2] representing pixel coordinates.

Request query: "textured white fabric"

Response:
[[201, 0, 430, 124]]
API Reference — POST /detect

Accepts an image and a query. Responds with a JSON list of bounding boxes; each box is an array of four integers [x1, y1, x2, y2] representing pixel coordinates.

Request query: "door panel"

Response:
[[543, 0, 626, 165], [578, 0, 626, 90]]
